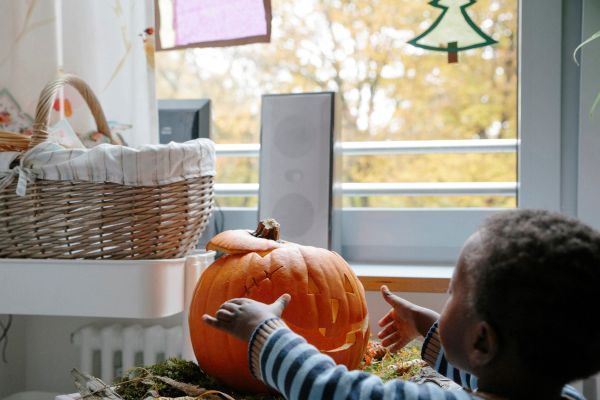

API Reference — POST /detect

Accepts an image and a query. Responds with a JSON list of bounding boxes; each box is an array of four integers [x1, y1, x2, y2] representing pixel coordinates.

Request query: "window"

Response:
[[156, 0, 564, 266]]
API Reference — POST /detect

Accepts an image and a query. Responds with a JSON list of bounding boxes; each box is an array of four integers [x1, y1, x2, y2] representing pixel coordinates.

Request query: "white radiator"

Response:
[[69, 250, 216, 385], [73, 324, 183, 384]]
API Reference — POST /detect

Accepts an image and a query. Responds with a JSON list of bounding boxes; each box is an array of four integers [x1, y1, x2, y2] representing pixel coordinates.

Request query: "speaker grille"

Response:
[[274, 115, 314, 158], [271, 193, 315, 237], [259, 92, 340, 250]]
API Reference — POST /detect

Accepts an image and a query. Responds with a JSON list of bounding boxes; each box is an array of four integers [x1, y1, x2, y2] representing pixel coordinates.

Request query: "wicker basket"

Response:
[[0, 75, 214, 259], [0, 131, 30, 152]]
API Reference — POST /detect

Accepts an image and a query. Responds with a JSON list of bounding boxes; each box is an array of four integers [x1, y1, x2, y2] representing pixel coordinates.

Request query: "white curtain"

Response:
[[0, 0, 157, 147]]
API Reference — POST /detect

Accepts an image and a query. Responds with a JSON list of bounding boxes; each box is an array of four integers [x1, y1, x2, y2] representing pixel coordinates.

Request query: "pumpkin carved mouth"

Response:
[[323, 317, 370, 353], [285, 314, 370, 358]]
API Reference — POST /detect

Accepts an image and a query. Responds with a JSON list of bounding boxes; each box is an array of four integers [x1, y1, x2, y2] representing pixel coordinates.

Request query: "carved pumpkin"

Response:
[[189, 219, 370, 393]]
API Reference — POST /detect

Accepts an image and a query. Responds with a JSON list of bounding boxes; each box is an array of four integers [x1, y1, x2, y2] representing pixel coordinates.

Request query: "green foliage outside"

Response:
[[156, 0, 518, 209]]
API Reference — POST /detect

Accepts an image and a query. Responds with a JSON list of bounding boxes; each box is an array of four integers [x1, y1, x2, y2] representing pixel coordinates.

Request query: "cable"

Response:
[[0, 315, 13, 363], [203, 198, 225, 260], [195, 198, 225, 257], [212, 198, 225, 235]]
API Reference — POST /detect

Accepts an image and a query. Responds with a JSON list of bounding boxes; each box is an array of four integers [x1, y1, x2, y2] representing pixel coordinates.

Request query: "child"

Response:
[[202, 209, 600, 399]]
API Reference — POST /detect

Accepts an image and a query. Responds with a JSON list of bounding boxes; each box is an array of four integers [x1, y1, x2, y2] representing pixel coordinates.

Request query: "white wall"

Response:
[[22, 316, 100, 393], [0, 316, 26, 399]]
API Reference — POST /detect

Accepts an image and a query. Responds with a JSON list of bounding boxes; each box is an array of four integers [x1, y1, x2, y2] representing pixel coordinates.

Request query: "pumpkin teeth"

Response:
[[323, 316, 370, 354]]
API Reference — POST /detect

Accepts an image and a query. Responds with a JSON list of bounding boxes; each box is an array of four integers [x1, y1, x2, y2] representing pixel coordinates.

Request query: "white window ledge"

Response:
[[351, 263, 453, 293]]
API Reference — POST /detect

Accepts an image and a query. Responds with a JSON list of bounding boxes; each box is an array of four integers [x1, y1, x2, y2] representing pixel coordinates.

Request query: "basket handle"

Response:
[[29, 74, 114, 149]]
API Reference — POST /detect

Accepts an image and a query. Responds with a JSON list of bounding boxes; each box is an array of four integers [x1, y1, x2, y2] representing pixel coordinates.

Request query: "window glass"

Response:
[[156, 0, 517, 208]]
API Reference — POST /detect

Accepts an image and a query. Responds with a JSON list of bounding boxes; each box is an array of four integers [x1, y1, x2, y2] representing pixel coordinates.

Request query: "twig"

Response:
[[79, 366, 236, 400], [197, 390, 237, 400]]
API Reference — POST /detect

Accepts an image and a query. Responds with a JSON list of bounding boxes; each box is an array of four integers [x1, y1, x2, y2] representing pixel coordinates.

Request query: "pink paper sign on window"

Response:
[[156, 0, 271, 50]]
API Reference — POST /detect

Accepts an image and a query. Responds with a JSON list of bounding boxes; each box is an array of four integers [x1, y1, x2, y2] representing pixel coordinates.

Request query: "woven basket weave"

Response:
[[0, 75, 214, 259], [0, 131, 30, 152]]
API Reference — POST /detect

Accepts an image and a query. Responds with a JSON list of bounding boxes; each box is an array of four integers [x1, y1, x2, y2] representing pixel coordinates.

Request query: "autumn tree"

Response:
[[156, 0, 518, 208]]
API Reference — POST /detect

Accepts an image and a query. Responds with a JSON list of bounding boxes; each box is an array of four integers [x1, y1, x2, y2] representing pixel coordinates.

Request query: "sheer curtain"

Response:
[[0, 0, 157, 146]]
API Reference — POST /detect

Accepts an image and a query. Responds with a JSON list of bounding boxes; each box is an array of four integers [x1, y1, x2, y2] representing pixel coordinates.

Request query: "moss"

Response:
[[361, 341, 424, 381], [112, 341, 424, 399], [114, 358, 223, 400]]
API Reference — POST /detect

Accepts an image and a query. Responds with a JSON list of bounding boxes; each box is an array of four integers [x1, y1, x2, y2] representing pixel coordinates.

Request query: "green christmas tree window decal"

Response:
[[408, 0, 497, 63]]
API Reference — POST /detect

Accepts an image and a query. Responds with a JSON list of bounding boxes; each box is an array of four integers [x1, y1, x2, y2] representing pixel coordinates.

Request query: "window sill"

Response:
[[351, 263, 453, 293]]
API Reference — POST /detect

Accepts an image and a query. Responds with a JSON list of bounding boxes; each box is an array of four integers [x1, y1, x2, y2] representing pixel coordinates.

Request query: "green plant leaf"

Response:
[[590, 91, 600, 119], [573, 29, 600, 66]]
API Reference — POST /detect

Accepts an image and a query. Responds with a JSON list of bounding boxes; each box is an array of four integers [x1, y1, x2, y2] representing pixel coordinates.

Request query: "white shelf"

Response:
[[0, 257, 189, 318]]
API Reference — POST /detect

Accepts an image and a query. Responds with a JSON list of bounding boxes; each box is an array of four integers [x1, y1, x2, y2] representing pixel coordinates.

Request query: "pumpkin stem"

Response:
[[252, 219, 280, 241]]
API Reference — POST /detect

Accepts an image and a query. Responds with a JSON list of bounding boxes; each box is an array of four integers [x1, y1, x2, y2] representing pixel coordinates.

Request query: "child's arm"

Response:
[[203, 296, 475, 400], [249, 318, 472, 400], [378, 286, 440, 351], [421, 321, 478, 391], [378, 287, 477, 390]]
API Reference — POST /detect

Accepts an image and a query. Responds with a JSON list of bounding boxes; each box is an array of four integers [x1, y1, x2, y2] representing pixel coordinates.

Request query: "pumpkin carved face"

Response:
[[189, 219, 370, 393]]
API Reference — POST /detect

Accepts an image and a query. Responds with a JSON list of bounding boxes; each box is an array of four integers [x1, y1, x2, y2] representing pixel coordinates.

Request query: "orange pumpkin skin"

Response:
[[189, 222, 370, 393]]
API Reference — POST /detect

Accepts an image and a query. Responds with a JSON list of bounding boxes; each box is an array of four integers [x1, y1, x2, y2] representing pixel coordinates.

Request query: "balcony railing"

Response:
[[214, 139, 518, 197]]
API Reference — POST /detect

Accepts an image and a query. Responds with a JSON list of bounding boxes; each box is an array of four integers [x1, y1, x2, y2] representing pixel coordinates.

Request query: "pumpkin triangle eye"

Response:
[[330, 298, 339, 323], [343, 274, 354, 293], [307, 274, 320, 294]]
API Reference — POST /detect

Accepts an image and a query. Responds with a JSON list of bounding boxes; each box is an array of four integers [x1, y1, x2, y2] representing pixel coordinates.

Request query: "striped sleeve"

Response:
[[561, 384, 586, 400], [248, 319, 477, 400], [421, 321, 478, 390]]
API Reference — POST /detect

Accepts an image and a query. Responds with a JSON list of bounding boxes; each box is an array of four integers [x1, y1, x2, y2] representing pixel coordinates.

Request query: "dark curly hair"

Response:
[[471, 209, 600, 382]]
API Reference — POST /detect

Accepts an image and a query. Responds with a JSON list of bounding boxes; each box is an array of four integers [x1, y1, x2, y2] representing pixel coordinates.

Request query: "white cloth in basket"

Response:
[[0, 139, 215, 196]]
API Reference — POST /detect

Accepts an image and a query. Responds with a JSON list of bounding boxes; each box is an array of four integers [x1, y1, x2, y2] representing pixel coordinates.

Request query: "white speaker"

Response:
[[259, 92, 341, 251]]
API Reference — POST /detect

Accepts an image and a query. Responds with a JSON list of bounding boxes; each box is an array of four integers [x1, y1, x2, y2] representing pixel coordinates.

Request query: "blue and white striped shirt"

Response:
[[421, 322, 584, 400], [249, 319, 586, 400]]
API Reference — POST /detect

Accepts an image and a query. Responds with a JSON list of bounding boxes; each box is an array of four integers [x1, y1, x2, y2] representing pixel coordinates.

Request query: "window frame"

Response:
[[345, 0, 566, 266], [578, 0, 600, 230], [202, 0, 570, 271]]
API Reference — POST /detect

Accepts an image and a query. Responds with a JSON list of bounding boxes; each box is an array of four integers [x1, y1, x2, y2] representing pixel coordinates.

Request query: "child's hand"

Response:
[[202, 294, 291, 342], [377, 286, 439, 352]]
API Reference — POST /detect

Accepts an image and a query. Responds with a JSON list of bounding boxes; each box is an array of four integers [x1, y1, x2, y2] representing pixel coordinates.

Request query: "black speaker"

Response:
[[259, 92, 341, 251], [158, 99, 211, 144]]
